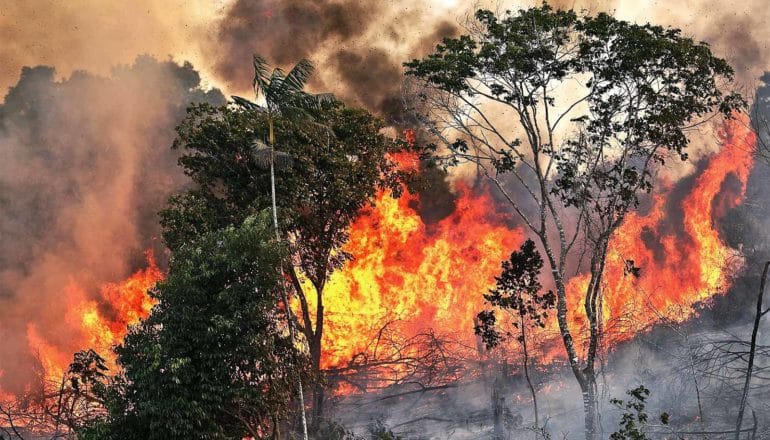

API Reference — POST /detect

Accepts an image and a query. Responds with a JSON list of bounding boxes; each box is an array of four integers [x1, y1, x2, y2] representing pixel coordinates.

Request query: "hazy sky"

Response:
[[2, 0, 767, 99]]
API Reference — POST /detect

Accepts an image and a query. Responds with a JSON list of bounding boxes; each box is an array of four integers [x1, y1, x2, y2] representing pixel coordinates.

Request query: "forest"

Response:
[[2, 2, 770, 439]]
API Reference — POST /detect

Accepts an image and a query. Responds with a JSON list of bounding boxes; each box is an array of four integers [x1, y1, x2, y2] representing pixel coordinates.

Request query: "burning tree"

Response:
[[405, 4, 743, 439]]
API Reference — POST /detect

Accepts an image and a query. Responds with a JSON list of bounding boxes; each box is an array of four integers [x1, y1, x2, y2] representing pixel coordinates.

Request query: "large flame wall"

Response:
[[563, 115, 756, 357], [313, 183, 525, 368], [11, 117, 756, 392]]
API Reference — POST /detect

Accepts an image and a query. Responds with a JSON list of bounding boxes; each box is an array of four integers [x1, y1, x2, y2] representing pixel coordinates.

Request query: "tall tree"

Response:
[[79, 214, 306, 439], [405, 5, 742, 439], [235, 55, 333, 439], [160, 65, 406, 427]]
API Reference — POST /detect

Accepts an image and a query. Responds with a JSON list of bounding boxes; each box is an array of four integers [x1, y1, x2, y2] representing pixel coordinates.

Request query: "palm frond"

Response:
[[232, 95, 262, 111], [246, 55, 337, 144], [314, 93, 337, 106], [251, 140, 294, 171], [278, 103, 314, 123], [295, 93, 337, 112], [265, 69, 288, 110], [283, 59, 315, 94], [252, 54, 271, 100]]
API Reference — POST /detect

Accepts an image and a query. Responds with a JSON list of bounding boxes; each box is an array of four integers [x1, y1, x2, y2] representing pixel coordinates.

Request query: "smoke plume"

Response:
[[0, 57, 223, 392], [206, 0, 460, 123]]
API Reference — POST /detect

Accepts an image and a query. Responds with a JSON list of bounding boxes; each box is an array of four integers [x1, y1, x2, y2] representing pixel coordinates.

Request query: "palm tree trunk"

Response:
[[268, 118, 309, 440]]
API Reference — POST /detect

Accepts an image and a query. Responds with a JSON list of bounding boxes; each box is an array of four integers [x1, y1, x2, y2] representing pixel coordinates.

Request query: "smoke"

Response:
[[2, 0, 768, 125], [206, 0, 460, 123], [639, 0, 770, 86], [0, 57, 224, 393], [0, 0, 768, 417], [0, 0, 223, 94]]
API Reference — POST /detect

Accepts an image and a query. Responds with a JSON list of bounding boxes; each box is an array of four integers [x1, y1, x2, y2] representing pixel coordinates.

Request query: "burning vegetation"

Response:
[[2, 2, 770, 440]]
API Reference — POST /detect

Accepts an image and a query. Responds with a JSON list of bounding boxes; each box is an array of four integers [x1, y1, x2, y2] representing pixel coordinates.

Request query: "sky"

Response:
[[2, 0, 767, 100]]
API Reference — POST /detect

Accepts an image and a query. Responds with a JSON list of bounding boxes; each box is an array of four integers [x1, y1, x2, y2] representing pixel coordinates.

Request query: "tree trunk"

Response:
[[550, 267, 601, 440], [492, 378, 506, 440], [580, 372, 599, 440], [310, 333, 325, 430], [519, 315, 539, 433], [735, 261, 770, 439], [267, 118, 309, 440]]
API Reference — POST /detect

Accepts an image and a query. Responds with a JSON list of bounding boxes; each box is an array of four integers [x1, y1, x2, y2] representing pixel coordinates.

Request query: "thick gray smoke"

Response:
[[207, 0, 458, 124], [0, 56, 224, 393]]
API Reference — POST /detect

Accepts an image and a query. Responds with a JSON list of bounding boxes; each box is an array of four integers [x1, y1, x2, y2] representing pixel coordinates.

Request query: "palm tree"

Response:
[[234, 55, 333, 238], [234, 54, 333, 440]]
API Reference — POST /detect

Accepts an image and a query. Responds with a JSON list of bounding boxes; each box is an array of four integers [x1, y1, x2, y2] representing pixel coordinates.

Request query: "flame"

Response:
[[26, 252, 162, 383], [562, 115, 755, 355], [14, 117, 757, 394], [319, 115, 755, 372], [315, 183, 526, 368]]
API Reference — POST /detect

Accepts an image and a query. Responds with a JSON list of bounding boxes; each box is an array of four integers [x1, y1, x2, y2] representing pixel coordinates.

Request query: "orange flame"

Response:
[[17, 116, 756, 393], [321, 115, 756, 370], [562, 115, 755, 356], [316, 182, 525, 368], [27, 252, 162, 383]]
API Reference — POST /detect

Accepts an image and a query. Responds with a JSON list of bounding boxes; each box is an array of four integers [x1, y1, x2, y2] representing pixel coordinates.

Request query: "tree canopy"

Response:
[[405, 4, 743, 439], [159, 89, 409, 427], [160, 101, 403, 283], [81, 214, 304, 440]]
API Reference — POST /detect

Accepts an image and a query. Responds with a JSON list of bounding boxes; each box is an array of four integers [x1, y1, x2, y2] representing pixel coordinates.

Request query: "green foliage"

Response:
[[235, 55, 335, 118], [475, 239, 556, 349], [405, 3, 743, 224], [68, 349, 108, 394], [610, 385, 669, 440], [160, 101, 405, 295], [81, 214, 307, 439]]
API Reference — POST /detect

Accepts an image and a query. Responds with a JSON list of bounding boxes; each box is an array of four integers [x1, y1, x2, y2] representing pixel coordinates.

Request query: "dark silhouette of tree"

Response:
[[476, 239, 555, 433], [78, 214, 307, 440]]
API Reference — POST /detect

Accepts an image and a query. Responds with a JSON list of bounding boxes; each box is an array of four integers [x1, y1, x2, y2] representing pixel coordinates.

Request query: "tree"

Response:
[[476, 239, 556, 433], [80, 214, 307, 439], [735, 262, 770, 439], [160, 66, 406, 427], [236, 55, 333, 439], [0, 349, 112, 440], [405, 5, 742, 439]]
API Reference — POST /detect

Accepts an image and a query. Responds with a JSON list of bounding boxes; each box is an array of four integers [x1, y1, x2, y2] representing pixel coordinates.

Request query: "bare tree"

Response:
[[0, 350, 108, 440], [735, 262, 770, 438]]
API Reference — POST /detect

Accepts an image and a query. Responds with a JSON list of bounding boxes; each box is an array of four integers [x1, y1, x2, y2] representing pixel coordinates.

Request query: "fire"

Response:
[[14, 116, 757, 393], [320, 115, 755, 370], [26, 252, 163, 383], [315, 182, 525, 368], [562, 115, 755, 357]]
